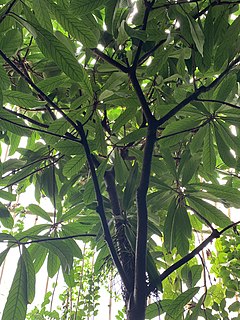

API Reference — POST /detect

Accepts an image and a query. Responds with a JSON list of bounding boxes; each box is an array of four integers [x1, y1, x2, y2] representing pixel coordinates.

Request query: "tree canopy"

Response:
[[0, 0, 240, 319]]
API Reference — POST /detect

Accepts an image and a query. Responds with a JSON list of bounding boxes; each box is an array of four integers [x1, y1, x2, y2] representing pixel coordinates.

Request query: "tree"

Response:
[[0, 0, 240, 319]]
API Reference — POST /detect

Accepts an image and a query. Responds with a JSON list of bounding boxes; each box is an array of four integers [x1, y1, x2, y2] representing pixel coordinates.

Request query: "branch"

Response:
[[0, 114, 81, 143], [147, 220, 240, 295], [16, 234, 96, 244], [138, 38, 166, 66], [196, 98, 240, 110], [3, 107, 49, 128], [129, 71, 156, 124], [133, 124, 157, 313], [91, 48, 129, 73], [132, 0, 155, 70], [157, 55, 240, 126], [194, 0, 240, 19], [76, 121, 131, 292]]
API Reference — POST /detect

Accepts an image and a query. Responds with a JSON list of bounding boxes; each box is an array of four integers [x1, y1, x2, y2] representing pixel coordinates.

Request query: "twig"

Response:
[[147, 220, 240, 295]]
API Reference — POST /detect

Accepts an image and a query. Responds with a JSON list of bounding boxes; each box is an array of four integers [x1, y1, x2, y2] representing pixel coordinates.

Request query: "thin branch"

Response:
[[0, 155, 63, 191], [147, 220, 240, 295], [0, 0, 18, 24], [129, 71, 156, 124], [194, 0, 240, 19], [0, 115, 81, 143], [76, 121, 131, 292], [138, 39, 166, 66], [3, 107, 49, 128], [186, 205, 214, 231], [91, 48, 129, 73], [152, 0, 203, 10], [132, 0, 155, 70], [157, 55, 240, 126], [13, 234, 97, 245], [196, 98, 240, 110]]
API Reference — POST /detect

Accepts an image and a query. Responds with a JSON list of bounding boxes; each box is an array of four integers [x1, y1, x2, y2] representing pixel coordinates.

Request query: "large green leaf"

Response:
[[47, 1, 99, 47], [187, 16, 204, 56], [2, 256, 27, 320], [187, 196, 232, 228], [22, 246, 36, 304], [27, 204, 52, 222], [0, 202, 14, 229], [70, 0, 107, 16]]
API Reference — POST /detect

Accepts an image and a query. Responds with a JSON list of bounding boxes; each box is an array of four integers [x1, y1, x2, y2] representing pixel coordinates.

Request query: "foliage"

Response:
[[0, 0, 240, 319]]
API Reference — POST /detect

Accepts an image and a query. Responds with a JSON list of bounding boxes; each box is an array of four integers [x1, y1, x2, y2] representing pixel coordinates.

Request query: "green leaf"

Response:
[[22, 246, 36, 304], [47, 1, 99, 47], [0, 248, 10, 267], [187, 196, 232, 228], [0, 29, 22, 56], [24, 18, 93, 96], [0, 202, 14, 229], [0, 63, 10, 90], [95, 116, 107, 156], [62, 203, 85, 221], [2, 256, 27, 320], [3, 90, 45, 108], [202, 124, 216, 173], [165, 287, 200, 319], [33, 0, 53, 31], [47, 250, 60, 278], [192, 183, 240, 208], [55, 140, 84, 155], [63, 155, 86, 177], [118, 127, 147, 145], [164, 198, 177, 251], [0, 109, 31, 136], [114, 149, 129, 185], [70, 0, 107, 16], [112, 104, 137, 133], [122, 162, 138, 211], [187, 16, 205, 56], [27, 204, 52, 222]]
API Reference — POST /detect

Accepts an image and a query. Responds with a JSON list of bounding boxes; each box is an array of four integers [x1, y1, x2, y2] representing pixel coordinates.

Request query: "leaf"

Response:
[[122, 162, 138, 211], [0, 202, 14, 229], [33, 0, 53, 31], [192, 183, 240, 208], [63, 155, 86, 177], [47, 1, 99, 47], [164, 198, 177, 251], [0, 29, 22, 56], [2, 256, 27, 320], [22, 246, 36, 304], [187, 16, 205, 56], [95, 116, 107, 156], [118, 127, 147, 145], [62, 203, 85, 221], [3, 90, 45, 108], [47, 250, 60, 278], [55, 140, 84, 155], [70, 0, 107, 16], [27, 204, 52, 222], [165, 287, 200, 319], [112, 104, 137, 133], [114, 149, 129, 185], [202, 124, 216, 173], [0, 109, 31, 136], [187, 196, 232, 228], [23, 17, 93, 96], [0, 248, 10, 268]]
